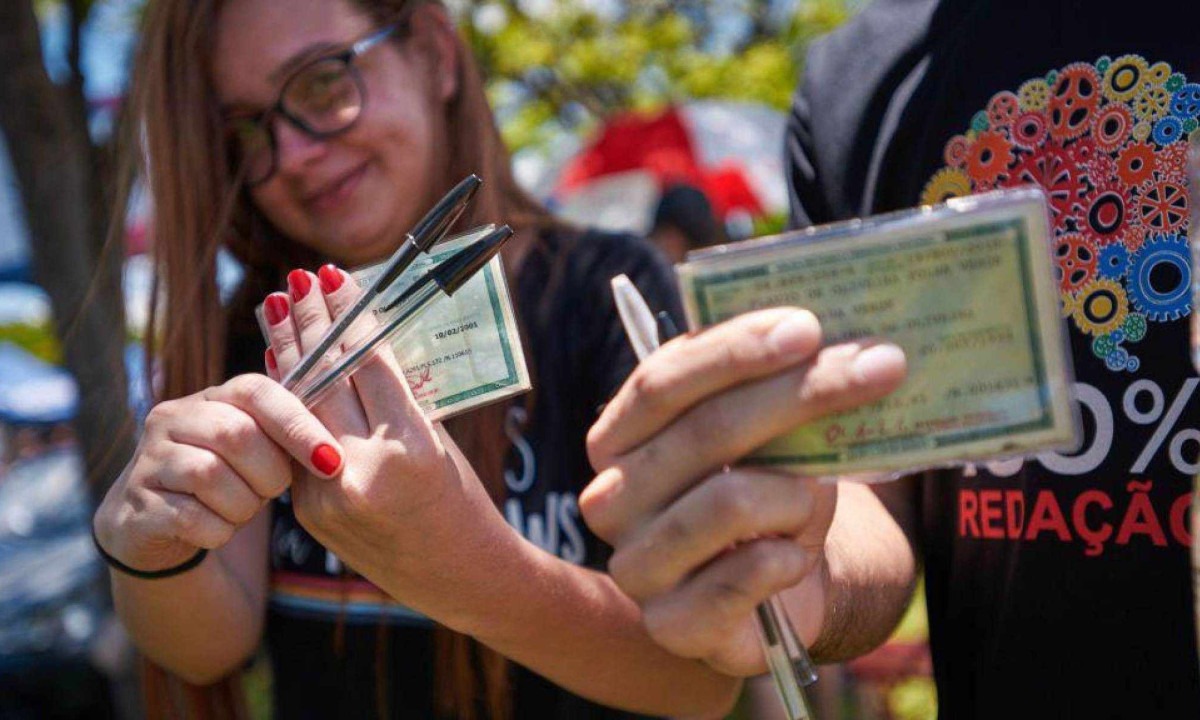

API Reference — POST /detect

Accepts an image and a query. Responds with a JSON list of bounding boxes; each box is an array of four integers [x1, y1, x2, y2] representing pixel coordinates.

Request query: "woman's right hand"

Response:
[[93, 373, 345, 575]]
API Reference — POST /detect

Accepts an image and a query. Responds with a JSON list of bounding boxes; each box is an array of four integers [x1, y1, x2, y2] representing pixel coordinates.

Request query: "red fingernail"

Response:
[[264, 347, 277, 372], [264, 293, 290, 326], [311, 444, 342, 476], [318, 264, 345, 294], [288, 269, 312, 302]]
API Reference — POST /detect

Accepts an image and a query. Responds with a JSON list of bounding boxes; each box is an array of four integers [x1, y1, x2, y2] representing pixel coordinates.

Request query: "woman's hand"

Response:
[[93, 368, 345, 575], [580, 308, 907, 676], [259, 266, 503, 621]]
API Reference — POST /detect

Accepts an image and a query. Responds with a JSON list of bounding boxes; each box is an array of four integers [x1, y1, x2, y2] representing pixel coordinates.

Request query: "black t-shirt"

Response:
[[225, 228, 682, 718], [788, 1, 1200, 716]]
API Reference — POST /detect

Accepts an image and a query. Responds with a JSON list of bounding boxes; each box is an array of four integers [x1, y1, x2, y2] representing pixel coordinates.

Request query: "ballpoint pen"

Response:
[[610, 273, 819, 720], [282, 174, 482, 391], [295, 225, 513, 407]]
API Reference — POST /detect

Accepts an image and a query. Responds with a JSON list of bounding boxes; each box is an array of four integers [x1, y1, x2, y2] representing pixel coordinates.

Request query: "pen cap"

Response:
[[409, 174, 482, 251], [433, 225, 514, 295]]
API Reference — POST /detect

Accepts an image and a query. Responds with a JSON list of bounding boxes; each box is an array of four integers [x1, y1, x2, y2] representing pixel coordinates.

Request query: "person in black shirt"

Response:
[[647, 184, 726, 264], [90, 0, 741, 717], [583, 1, 1200, 717]]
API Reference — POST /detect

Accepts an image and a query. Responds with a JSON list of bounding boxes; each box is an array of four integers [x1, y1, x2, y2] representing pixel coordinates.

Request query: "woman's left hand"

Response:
[[262, 265, 505, 622]]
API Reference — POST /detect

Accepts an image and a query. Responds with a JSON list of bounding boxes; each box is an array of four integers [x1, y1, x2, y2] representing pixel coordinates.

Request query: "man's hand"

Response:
[[581, 308, 907, 675]]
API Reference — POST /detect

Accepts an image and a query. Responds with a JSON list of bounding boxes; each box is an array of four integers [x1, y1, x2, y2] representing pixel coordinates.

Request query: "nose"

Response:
[[273, 117, 326, 177]]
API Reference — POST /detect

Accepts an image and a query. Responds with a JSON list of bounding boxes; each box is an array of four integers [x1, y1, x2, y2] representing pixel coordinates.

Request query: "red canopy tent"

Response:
[[552, 102, 785, 229]]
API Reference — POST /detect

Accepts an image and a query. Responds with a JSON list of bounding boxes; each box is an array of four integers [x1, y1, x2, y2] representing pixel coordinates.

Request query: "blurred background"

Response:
[[0, 1, 933, 718]]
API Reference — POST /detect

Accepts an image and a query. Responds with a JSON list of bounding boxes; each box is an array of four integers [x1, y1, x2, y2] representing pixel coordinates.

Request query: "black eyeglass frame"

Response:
[[226, 23, 399, 187]]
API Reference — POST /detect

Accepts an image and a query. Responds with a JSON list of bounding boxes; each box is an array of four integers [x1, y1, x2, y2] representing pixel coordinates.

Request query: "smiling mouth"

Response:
[[305, 163, 368, 213]]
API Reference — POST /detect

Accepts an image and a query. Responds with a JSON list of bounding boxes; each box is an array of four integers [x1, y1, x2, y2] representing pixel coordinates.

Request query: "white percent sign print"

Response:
[[1124, 377, 1200, 475]]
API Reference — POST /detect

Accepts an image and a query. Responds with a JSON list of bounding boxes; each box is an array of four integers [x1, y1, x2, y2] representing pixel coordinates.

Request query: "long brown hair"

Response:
[[120, 0, 554, 716]]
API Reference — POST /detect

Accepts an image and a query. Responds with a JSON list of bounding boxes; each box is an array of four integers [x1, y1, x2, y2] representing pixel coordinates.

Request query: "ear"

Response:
[[408, 3, 459, 103]]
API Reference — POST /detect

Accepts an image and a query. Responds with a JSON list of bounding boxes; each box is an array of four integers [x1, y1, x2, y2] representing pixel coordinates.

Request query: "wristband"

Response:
[[91, 527, 208, 579]]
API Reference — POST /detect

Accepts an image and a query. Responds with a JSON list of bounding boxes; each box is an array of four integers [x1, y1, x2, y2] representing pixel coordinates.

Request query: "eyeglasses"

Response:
[[224, 24, 398, 187]]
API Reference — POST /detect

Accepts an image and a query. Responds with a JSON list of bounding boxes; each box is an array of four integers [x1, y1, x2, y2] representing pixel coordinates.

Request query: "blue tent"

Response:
[[0, 133, 31, 284], [0, 343, 78, 426]]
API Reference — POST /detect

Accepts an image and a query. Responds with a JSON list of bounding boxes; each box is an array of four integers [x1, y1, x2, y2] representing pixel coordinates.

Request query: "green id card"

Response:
[[353, 229, 530, 420], [677, 188, 1079, 475]]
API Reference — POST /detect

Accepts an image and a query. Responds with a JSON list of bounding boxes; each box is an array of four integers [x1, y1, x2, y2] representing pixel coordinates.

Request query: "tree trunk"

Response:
[[0, 0, 135, 500]]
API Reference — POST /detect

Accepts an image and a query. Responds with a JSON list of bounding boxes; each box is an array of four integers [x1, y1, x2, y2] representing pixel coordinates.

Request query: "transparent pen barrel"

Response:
[[755, 594, 818, 720], [294, 283, 441, 407]]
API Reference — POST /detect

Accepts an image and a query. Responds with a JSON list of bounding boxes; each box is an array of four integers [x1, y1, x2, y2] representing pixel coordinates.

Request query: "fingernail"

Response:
[[311, 444, 342, 476], [767, 311, 819, 355], [264, 347, 277, 372], [264, 293, 290, 326], [851, 343, 906, 384], [288, 269, 312, 302], [318, 264, 345, 294]]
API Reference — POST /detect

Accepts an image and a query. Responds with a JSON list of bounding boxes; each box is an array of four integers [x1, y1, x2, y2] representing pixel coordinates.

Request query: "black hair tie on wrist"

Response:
[[91, 527, 208, 580]]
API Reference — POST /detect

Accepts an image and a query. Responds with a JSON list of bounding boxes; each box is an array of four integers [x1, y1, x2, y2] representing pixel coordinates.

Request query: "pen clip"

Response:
[[378, 225, 511, 314], [410, 175, 481, 252]]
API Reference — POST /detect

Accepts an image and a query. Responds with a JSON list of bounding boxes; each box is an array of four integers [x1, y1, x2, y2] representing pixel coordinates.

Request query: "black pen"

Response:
[[282, 174, 482, 391], [296, 225, 513, 407]]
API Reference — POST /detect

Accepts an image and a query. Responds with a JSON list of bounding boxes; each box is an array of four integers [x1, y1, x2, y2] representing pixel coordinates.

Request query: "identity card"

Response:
[[676, 188, 1079, 476]]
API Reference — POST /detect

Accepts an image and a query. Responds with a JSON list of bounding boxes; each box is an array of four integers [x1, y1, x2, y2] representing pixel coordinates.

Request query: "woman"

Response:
[[90, 0, 741, 717]]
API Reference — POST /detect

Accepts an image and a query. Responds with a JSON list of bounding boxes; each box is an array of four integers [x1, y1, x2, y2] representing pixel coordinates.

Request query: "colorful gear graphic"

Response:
[[1123, 228, 1150, 253], [1055, 232, 1099, 293], [1060, 288, 1081, 318], [1127, 234, 1191, 321], [1117, 141, 1157, 186], [1079, 180, 1134, 248], [1011, 112, 1049, 150], [925, 57, 1194, 373], [1134, 85, 1171, 123], [1147, 62, 1173, 87], [1138, 179, 1188, 233], [1098, 243, 1131, 279], [1152, 116, 1184, 145], [1071, 278, 1130, 336], [944, 135, 971, 169], [1158, 141, 1190, 185], [1105, 347, 1132, 372], [1010, 144, 1087, 226], [1048, 63, 1101, 142], [920, 168, 972, 206], [1092, 334, 1117, 359], [1102, 55, 1149, 103], [971, 111, 990, 133], [965, 130, 1014, 186], [1086, 152, 1119, 190], [1019, 78, 1051, 111], [988, 92, 1020, 130], [1171, 83, 1200, 118], [1123, 313, 1148, 342], [1067, 136, 1096, 166], [1091, 103, 1133, 153]]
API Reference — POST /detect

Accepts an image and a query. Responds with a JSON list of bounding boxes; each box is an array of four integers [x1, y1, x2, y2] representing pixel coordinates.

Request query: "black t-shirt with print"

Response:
[[788, 1, 1200, 717], [225, 228, 683, 719]]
